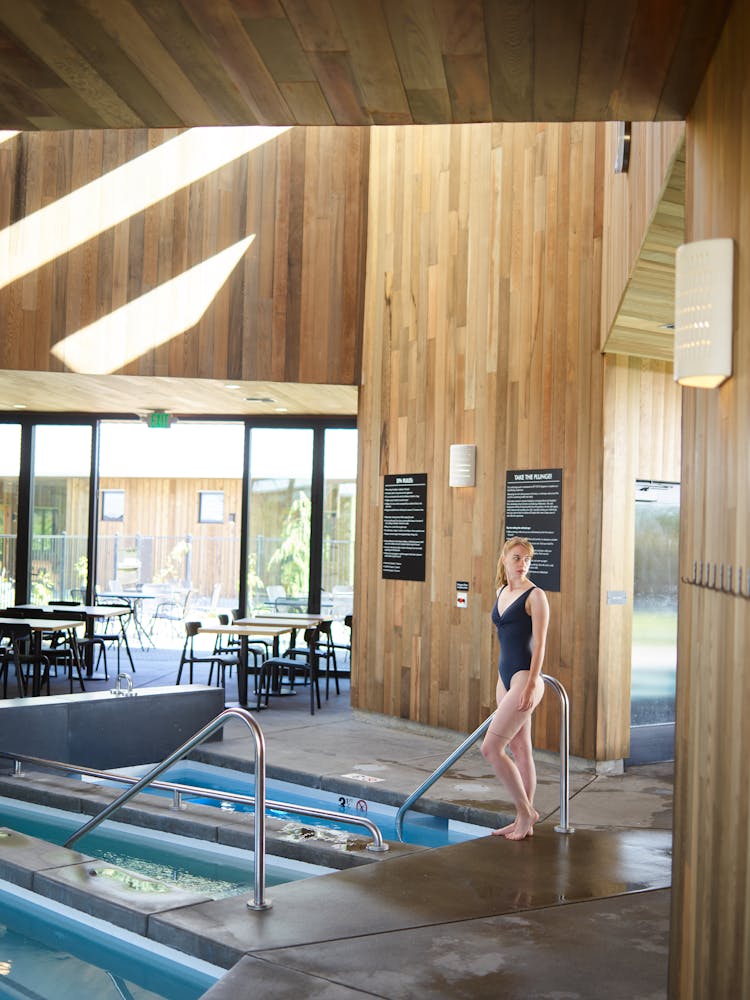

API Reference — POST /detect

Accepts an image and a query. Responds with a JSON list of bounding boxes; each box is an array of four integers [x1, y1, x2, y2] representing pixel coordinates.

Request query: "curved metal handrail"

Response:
[[41, 707, 270, 910], [0, 750, 388, 855], [395, 673, 574, 839]]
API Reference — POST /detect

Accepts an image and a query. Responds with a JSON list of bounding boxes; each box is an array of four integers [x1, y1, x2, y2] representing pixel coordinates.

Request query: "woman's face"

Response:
[[503, 545, 531, 582]]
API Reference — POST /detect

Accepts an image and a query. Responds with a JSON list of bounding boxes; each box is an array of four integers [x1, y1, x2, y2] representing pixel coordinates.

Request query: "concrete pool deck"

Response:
[[4, 639, 675, 998]]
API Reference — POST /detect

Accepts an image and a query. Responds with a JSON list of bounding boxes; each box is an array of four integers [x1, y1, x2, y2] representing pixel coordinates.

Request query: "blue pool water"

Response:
[[0, 797, 332, 898], [124, 762, 492, 848], [0, 879, 223, 999]]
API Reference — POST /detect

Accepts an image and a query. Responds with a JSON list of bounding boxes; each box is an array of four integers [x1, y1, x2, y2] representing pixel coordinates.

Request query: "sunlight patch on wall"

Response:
[[0, 131, 19, 146], [0, 126, 288, 290], [51, 236, 255, 374]]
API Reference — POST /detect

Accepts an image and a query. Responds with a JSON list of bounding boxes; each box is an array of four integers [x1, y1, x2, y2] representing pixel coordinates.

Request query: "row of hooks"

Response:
[[681, 561, 750, 599]]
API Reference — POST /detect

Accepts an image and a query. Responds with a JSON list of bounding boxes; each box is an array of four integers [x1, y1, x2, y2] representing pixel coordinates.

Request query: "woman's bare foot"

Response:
[[503, 808, 539, 840], [491, 819, 517, 837]]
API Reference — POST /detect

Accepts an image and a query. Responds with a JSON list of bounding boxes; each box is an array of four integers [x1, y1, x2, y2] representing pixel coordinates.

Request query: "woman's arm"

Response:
[[518, 587, 550, 711]]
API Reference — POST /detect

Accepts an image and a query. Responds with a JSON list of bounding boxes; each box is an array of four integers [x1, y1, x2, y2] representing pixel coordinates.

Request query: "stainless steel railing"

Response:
[[395, 673, 574, 839], [0, 723, 389, 910], [1, 749, 388, 856]]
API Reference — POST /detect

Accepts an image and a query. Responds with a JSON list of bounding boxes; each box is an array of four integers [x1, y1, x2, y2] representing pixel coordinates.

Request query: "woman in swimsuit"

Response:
[[481, 536, 550, 840]]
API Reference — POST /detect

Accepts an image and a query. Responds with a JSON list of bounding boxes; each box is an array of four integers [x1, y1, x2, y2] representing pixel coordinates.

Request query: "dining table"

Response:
[[0, 615, 85, 696], [15, 604, 134, 676], [97, 591, 154, 650], [196, 622, 299, 708], [238, 613, 332, 646]]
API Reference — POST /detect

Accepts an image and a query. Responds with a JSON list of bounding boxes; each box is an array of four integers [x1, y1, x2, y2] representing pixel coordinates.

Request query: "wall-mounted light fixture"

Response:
[[674, 237, 734, 388], [449, 444, 476, 487]]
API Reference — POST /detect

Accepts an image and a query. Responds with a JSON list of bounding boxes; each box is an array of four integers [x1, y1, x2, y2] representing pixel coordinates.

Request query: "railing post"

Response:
[[395, 673, 574, 839], [542, 674, 574, 834], [60, 707, 273, 911]]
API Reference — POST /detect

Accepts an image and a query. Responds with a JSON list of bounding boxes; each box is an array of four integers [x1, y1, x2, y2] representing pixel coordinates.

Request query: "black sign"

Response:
[[382, 474, 427, 581], [504, 468, 562, 591]]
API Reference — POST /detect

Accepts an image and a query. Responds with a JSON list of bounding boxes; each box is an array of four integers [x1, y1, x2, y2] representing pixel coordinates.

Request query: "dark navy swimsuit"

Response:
[[491, 585, 536, 689]]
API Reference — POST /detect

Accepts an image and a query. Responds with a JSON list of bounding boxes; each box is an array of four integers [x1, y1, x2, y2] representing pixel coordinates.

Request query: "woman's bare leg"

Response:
[[481, 674, 543, 840], [509, 719, 536, 805]]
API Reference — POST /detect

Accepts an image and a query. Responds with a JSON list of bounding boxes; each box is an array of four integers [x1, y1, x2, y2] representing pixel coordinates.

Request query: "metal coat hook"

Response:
[[681, 559, 750, 599]]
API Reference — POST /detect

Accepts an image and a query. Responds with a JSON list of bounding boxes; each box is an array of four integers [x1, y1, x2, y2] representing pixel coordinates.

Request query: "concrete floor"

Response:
[[37, 630, 675, 998]]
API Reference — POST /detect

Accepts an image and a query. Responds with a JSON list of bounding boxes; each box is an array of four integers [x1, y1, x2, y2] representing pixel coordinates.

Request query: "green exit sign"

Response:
[[148, 411, 171, 429]]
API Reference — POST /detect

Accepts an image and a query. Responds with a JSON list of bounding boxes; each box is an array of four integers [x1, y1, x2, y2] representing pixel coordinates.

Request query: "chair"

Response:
[[48, 602, 113, 679], [256, 627, 321, 714], [0, 623, 51, 697], [0, 626, 33, 697], [330, 613, 353, 675], [176, 620, 241, 687], [150, 589, 195, 638], [284, 619, 340, 698], [265, 585, 286, 610], [30, 609, 87, 692], [195, 583, 222, 617], [212, 613, 266, 693]]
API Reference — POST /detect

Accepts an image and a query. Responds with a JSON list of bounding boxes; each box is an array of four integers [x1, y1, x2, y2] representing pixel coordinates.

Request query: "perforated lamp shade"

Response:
[[673, 238, 734, 388]]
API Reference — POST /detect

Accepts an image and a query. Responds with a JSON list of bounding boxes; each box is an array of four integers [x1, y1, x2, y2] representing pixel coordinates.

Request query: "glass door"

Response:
[[246, 428, 314, 613], [0, 424, 22, 606], [30, 425, 93, 603], [322, 427, 357, 621], [629, 479, 680, 764], [96, 420, 244, 631]]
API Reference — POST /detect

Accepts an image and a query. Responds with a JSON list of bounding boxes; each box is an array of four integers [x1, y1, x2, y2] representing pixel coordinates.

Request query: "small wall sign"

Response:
[[382, 474, 427, 581], [504, 468, 563, 592]]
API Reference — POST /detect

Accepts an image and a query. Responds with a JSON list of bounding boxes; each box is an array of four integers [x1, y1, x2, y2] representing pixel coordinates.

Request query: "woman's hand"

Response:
[[518, 680, 537, 712]]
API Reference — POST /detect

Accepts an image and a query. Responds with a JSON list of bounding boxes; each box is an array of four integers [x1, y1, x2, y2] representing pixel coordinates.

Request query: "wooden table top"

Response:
[[0, 616, 84, 631], [238, 614, 329, 626], [15, 604, 129, 618], [197, 622, 297, 637]]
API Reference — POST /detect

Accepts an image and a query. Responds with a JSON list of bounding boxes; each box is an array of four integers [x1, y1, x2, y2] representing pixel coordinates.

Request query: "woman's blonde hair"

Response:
[[495, 536, 534, 589]]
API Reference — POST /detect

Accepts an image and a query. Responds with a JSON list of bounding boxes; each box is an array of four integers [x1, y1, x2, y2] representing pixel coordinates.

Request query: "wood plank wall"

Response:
[[670, 0, 750, 994], [0, 126, 368, 386], [598, 355, 681, 755], [354, 122, 611, 758]]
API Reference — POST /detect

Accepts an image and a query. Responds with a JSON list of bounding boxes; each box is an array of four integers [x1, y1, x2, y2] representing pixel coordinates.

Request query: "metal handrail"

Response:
[[54, 707, 272, 910], [0, 749, 388, 855], [395, 673, 574, 839]]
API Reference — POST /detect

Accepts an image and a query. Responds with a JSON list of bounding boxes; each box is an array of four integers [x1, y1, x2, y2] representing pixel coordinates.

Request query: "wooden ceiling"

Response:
[[0, 1, 734, 130], [0, 2, 733, 413], [0, 372, 358, 417]]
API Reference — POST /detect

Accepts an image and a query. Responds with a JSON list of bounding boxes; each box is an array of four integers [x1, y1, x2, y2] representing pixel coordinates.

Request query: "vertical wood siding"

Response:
[[670, 0, 750, 995], [0, 126, 368, 385], [354, 122, 611, 757], [598, 355, 681, 755]]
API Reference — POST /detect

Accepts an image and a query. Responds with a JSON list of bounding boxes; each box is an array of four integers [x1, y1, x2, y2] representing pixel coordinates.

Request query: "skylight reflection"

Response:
[[51, 236, 255, 374], [0, 127, 288, 290]]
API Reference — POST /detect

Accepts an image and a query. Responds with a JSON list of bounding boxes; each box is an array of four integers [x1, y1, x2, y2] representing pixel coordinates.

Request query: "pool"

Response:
[[0, 797, 333, 898], [120, 761, 492, 848], [0, 878, 223, 999]]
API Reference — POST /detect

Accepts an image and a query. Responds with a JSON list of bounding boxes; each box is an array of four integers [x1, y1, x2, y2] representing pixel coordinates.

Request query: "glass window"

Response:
[[247, 428, 313, 612], [198, 491, 225, 524], [322, 428, 357, 621], [101, 489, 125, 521], [31, 425, 92, 603], [97, 421, 244, 612], [0, 424, 21, 606], [631, 481, 679, 734]]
